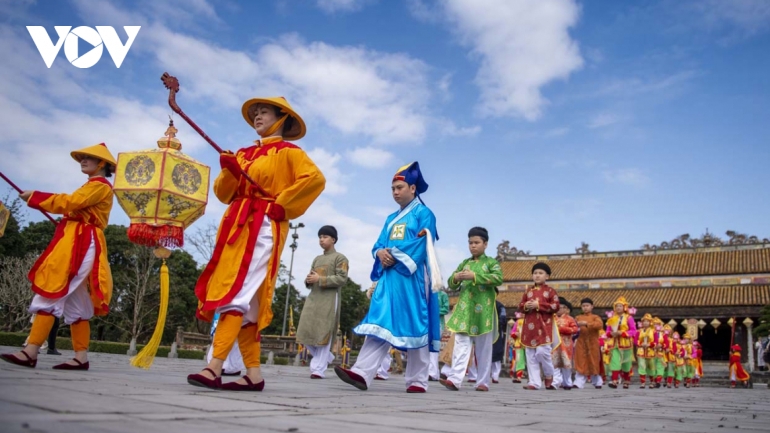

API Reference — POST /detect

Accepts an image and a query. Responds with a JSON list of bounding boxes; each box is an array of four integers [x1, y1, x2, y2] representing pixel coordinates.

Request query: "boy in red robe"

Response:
[[729, 344, 750, 388], [518, 262, 560, 390]]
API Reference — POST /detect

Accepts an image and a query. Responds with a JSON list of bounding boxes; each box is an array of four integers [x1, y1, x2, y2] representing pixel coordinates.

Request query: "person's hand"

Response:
[[219, 151, 241, 178], [19, 190, 33, 202], [454, 270, 472, 281], [525, 300, 538, 311], [306, 271, 319, 285], [266, 203, 285, 221], [377, 249, 395, 267], [366, 283, 376, 299], [611, 331, 621, 338]]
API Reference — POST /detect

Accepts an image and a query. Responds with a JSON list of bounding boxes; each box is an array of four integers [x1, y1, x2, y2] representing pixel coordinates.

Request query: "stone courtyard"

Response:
[[1, 346, 767, 433]]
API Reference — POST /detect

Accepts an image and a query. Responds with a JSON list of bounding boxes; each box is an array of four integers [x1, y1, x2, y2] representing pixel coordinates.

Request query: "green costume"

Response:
[[446, 254, 503, 336], [296, 249, 349, 346], [437, 290, 449, 332]]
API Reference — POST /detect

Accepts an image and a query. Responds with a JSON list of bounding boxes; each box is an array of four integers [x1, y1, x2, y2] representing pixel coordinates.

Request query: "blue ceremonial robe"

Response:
[[353, 198, 441, 352]]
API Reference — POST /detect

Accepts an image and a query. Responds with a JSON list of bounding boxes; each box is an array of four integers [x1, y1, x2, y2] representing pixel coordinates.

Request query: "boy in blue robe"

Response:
[[335, 162, 441, 393]]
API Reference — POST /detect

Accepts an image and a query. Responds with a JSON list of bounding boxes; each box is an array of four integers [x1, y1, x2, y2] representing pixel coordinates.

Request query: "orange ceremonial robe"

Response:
[[195, 138, 325, 330], [27, 177, 114, 315]]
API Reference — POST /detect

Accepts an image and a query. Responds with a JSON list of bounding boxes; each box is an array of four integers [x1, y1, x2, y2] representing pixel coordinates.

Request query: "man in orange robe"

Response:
[[187, 97, 325, 391], [1, 143, 116, 370]]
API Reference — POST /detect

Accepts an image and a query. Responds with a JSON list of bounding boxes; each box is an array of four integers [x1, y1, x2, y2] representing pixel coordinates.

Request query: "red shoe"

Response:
[[475, 384, 489, 392], [492, 379, 499, 384], [467, 379, 477, 383], [53, 358, 89, 370], [440, 378, 459, 391], [595, 386, 602, 389], [187, 368, 221, 389], [310, 374, 323, 379], [523, 384, 538, 390], [221, 375, 265, 391], [512, 378, 521, 383], [406, 385, 426, 393], [374, 375, 387, 381], [222, 370, 242, 376], [334, 366, 367, 390], [0, 351, 37, 368]]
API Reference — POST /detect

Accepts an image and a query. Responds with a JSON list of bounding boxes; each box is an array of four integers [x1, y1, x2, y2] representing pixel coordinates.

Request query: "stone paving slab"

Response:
[[0, 346, 767, 433]]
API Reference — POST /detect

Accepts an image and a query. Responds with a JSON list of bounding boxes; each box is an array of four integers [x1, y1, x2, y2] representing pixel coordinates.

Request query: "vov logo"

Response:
[[27, 26, 141, 69]]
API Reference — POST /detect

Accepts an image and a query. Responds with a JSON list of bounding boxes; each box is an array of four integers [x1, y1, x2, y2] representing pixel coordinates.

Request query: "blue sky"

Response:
[[1, 0, 769, 289]]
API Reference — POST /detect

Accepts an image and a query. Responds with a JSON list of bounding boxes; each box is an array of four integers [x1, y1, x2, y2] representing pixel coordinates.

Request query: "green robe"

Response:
[[296, 249, 349, 346], [438, 290, 450, 332], [445, 254, 503, 336]]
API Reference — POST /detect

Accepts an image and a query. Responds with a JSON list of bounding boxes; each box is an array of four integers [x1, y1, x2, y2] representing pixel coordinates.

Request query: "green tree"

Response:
[[754, 304, 770, 338], [338, 278, 370, 337], [264, 282, 305, 336], [0, 194, 28, 258]]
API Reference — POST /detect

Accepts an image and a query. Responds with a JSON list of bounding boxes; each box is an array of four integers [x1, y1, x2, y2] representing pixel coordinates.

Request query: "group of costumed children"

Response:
[[0, 94, 752, 392]]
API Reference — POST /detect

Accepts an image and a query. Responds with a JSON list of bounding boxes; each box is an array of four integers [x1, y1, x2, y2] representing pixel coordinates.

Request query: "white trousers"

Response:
[[574, 373, 604, 388], [440, 363, 452, 378], [447, 332, 493, 389], [468, 360, 477, 380], [428, 351, 440, 380], [377, 350, 391, 379], [352, 336, 430, 389], [306, 338, 335, 377], [206, 340, 245, 373], [552, 367, 573, 388], [525, 345, 555, 389], [29, 240, 95, 325], [216, 216, 273, 325], [491, 361, 502, 381]]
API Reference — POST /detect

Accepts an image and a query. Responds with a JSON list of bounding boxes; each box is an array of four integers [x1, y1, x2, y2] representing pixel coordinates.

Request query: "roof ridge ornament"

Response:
[[496, 240, 530, 261], [643, 230, 770, 251]]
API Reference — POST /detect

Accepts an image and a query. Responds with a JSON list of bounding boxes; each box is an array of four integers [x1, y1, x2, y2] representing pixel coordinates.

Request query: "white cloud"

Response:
[[346, 147, 395, 169], [306, 148, 347, 195], [602, 168, 650, 187], [434, 0, 584, 120], [435, 118, 482, 137], [588, 113, 622, 129], [544, 127, 570, 137], [316, 0, 374, 14]]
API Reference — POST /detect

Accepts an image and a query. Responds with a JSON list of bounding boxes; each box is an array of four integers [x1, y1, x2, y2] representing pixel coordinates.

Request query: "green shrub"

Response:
[[273, 357, 290, 365], [0, 332, 26, 347]]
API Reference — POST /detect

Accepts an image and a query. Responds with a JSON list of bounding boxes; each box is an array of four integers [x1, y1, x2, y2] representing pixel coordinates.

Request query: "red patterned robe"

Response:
[[518, 284, 560, 348], [553, 313, 578, 368]]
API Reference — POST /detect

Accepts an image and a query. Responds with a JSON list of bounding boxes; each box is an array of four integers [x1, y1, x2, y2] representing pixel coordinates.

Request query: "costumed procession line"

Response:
[[0, 172, 58, 224]]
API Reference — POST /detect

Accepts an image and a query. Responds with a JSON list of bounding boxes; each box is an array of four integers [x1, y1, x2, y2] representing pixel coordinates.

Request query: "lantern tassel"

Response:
[[131, 258, 170, 370], [128, 224, 184, 248]]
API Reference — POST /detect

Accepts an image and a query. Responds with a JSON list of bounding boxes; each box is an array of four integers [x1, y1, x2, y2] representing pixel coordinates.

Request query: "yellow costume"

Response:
[[189, 97, 324, 390], [1, 143, 115, 370]]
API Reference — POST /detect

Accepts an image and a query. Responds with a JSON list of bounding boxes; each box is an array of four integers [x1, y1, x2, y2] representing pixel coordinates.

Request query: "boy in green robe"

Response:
[[440, 227, 503, 392], [296, 225, 349, 378]]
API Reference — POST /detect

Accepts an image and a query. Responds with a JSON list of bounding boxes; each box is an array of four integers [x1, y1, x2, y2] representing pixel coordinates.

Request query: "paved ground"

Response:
[[1, 346, 768, 433]]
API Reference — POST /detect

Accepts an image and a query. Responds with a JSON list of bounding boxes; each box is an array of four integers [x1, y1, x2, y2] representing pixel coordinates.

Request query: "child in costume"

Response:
[[682, 333, 695, 388], [442, 227, 503, 392], [636, 313, 655, 388], [519, 262, 560, 390], [296, 225, 349, 379], [509, 312, 526, 383], [672, 331, 685, 388], [2, 143, 116, 370], [552, 297, 578, 390], [662, 324, 676, 388], [729, 344, 750, 388], [605, 297, 637, 389], [335, 162, 441, 393], [650, 317, 668, 388], [692, 340, 703, 387], [187, 97, 325, 391], [573, 298, 604, 389]]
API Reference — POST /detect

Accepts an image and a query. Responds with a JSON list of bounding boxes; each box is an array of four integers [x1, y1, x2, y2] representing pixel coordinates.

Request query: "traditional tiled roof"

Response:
[[493, 285, 770, 309], [500, 248, 770, 281]]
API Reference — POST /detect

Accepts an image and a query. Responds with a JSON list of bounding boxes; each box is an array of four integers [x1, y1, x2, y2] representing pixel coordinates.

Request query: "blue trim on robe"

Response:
[[354, 199, 441, 352]]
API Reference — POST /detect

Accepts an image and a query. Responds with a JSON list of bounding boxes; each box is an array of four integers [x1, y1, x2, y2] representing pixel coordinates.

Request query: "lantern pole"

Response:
[[282, 222, 304, 336]]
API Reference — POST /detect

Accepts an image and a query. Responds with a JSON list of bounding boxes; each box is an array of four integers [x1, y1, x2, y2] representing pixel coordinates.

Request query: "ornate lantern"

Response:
[[667, 319, 678, 328], [114, 120, 209, 248], [743, 317, 754, 327], [114, 120, 210, 369], [0, 201, 9, 237], [710, 318, 721, 333]]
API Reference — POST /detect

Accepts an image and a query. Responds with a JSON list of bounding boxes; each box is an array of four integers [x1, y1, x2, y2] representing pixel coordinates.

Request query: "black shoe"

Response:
[[47, 349, 62, 355]]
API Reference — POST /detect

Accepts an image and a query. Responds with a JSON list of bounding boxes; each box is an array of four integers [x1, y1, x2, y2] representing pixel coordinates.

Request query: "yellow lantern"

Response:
[[710, 318, 721, 333], [114, 120, 210, 248], [114, 120, 210, 369], [0, 201, 9, 237]]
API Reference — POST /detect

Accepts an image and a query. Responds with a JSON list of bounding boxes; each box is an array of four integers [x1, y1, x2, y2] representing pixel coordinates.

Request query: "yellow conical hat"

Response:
[[652, 317, 663, 325], [641, 313, 653, 322], [613, 296, 629, 310], [71, 143, 116, 165], [241, 96, 306, 141]]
